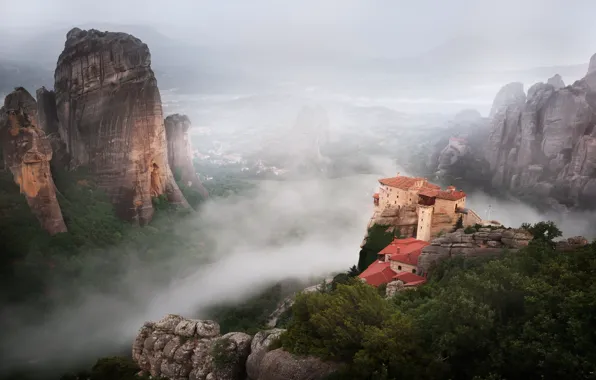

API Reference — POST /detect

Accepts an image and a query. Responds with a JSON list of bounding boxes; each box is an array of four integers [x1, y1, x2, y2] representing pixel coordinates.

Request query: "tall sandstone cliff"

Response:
[[54, 28, 189, 224], [164, 114, 208, 199], [0, 88, 67, 234], [485, 53, 596, 209]]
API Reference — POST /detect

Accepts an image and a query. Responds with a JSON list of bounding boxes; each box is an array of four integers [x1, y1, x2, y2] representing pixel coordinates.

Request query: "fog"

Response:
[[2, 0, 596, 376]]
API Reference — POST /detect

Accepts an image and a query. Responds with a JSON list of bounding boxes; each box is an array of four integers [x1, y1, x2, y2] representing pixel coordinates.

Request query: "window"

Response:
[[412, 269, 416, 273], [398, 265, 402, 270]]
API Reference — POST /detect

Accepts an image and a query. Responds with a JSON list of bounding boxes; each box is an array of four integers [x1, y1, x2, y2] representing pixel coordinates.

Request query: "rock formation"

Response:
[[165, 114, 208, 198], [133, 315, 337, 380], [417, 227, 532, 274], [54, 28, 188, 224], [488, 82, 526, 118], [483, 54, 596, 209], [0, 88, 67, 234], [424, 110, 492, 190], [547, 74, 565, 90]]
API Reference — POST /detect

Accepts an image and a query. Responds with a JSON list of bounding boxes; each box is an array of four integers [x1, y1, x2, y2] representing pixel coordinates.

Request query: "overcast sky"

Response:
[[3, 0, 596, 65]]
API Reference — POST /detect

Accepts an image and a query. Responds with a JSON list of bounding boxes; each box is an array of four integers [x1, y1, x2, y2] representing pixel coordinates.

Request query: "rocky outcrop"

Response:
[[417, 227, 532, 274], [0, 88, 67, 234], [134, 316, 337, 380], [54, 28, 189, 224], [133, 314, 250, 380], [488, 82, 526, 118], [246, 329, 285, 380], [555, 236, 589, 252], [482, 55, 596, 209], [547, 74, 565, 90], [165, 114, 208, 199]]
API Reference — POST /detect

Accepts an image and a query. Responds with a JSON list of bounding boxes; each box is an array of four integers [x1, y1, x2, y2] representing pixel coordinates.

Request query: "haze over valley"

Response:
[[2, 1, 596, 380]]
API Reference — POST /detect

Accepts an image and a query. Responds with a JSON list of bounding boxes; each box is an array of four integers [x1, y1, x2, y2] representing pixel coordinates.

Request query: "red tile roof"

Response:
[[418, 189, 466, 201], [378, 176, 440, 191], [373, 193, 379, 199], [436, 190, 466, 201], [358, 261, 395, 287], [393, 271, 427, 285], [378, 238, 429, 266]]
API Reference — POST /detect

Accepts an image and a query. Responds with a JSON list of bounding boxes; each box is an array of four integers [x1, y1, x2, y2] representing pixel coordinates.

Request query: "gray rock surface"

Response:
[[482, 54, 596, 208], [417, 228, 532, 274], [547, 74, 565, 90]]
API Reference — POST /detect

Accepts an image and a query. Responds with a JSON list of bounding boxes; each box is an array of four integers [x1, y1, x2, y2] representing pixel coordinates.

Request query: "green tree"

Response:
[[521, 220, 562, 245], [453, 215, 464, 232]]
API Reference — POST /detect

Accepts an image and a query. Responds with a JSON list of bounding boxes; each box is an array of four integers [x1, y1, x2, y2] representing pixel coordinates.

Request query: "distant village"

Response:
[[359, 174, 498, 289]]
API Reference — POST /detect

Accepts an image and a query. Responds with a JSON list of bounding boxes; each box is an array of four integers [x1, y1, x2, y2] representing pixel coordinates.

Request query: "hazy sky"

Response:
[[3, 0, 596, 64]]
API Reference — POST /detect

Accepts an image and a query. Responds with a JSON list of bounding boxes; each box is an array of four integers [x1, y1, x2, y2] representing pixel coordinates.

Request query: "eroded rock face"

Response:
[[0, 88, 67, 234], [54, 28, 189, 224], [133, 314, 250, 380], [481, 55, 596, 209], [165, 114, 208, 199], [417, 228, 532, 274], [488, 82, 526, 118]]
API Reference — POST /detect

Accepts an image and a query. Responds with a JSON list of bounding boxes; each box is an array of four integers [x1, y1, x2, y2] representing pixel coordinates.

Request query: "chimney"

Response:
[[447, 186, 456, 192]]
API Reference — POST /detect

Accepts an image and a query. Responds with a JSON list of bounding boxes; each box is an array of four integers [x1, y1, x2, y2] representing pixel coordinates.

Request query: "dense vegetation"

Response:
[[357, 224, 398, 272], [281, 231, 596, 380]]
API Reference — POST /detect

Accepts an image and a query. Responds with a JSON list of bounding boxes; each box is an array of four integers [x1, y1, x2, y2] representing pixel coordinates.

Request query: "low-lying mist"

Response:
[[1, 156, 594, 376], [0, 168, 383, 375]]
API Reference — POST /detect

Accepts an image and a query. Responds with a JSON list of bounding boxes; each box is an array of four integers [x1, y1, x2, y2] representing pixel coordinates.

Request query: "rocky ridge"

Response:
[[133, 314, 337, 380], [417, 227, 533, 274], [53, 28, 189, 224], [0, 88, 67, 234], [484, 55, 596, 209]]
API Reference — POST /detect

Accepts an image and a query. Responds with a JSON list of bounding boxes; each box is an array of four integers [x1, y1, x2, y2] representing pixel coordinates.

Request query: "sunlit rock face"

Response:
[[0, 88, 67, 234], [164, 114, 208, 199], [483, 54, 596, 209], [54, 28, 188, 224]]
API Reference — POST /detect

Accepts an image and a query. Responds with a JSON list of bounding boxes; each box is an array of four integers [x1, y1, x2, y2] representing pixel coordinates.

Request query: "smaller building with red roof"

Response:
[[359, 237, 429, 288]]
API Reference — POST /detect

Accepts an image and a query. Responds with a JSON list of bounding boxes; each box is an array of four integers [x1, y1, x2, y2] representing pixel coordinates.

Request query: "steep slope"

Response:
[[0, 88, 67, 234], [485, 54, 596, 209], [54, 28, 189, 224], [164, 114, 208, 198]]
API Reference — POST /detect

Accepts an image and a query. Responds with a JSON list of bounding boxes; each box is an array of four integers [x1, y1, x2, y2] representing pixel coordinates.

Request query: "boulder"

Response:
[[246, 329, 285, 380], [257, 349, 339, 380]]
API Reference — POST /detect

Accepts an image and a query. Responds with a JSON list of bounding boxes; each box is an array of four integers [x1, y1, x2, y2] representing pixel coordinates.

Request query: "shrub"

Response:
[[89, 356, 140, 380], [464, 226, 476, 234]]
